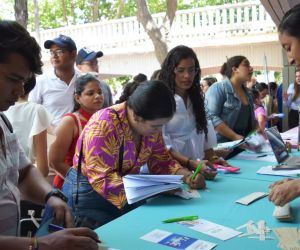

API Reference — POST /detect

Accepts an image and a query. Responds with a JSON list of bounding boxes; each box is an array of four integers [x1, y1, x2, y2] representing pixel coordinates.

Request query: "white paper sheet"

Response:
[[178, 219, 241, 241], [232, 152, 276, 162], [140, 229, 217, 250], [257, 166, 300, 177], [281, 127, 299, 146], [214, 139, 244, 150]]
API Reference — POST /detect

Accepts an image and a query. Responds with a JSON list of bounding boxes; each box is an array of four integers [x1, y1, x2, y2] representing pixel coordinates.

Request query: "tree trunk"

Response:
[[136, 0, 177, 64], [163, 0, 177, 30], [70, 0, 76, 24], [14, 0, 28, 28], [61, 0, 68, 25], [33, 0, 40, 44], [92, 0, 100, 22], [116, 0, 125, 19]]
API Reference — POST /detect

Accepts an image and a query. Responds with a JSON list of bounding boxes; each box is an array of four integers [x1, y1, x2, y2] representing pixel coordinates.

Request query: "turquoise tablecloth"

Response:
[[95, 151, 300, 250]]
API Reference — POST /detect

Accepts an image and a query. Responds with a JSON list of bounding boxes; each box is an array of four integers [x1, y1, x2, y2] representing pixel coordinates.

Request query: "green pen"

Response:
[[162, 215, 199, 223], [191, 163, 203, 180]]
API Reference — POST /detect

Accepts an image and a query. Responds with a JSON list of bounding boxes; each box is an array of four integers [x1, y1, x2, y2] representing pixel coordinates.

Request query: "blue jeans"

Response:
[[62, 168, 143, 229], [41, 168, 144, 230]]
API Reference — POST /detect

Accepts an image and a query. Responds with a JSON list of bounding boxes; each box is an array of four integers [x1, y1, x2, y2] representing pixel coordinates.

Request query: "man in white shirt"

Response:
[[76, 47, 113, 107], [29, 34, 81, 127], [0, 20, 99, 249]]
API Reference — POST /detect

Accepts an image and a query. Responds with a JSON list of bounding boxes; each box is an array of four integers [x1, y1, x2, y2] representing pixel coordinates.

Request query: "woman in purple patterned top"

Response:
[[61, 80, 204, 228]]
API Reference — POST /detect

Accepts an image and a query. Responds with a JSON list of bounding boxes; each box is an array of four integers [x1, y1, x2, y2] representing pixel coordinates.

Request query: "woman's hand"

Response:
[[189, 160, 217, 181], [211, 157, 228, 167], [214, 149, 232, 159], [188, 160, 209, 171], [202, 168, 218, 180], [183, 172, 206, 189], [269, 178, 300, 206]]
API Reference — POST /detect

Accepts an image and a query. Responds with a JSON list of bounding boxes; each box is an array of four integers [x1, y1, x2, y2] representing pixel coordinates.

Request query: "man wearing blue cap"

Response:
[[29, 34, 81, 128], [76, 47, 113, 108]]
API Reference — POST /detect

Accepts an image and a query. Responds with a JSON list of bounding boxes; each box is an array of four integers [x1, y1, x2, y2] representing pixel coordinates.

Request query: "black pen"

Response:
[[257, 154, 267, 158]]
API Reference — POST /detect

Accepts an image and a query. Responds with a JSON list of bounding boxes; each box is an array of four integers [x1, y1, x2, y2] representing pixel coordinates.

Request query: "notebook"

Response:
[[123, 174, 183, 204], [265, 127, 300, 170]]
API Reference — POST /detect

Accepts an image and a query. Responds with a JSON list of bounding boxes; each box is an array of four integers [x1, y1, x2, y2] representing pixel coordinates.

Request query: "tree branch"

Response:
[[14, 0, 28, 28], [136, 0, 168, 64]]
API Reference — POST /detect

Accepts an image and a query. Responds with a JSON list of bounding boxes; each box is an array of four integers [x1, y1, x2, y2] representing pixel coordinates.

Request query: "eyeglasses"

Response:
[[174, 67, 198, 76], [49, 49, 66, 57]]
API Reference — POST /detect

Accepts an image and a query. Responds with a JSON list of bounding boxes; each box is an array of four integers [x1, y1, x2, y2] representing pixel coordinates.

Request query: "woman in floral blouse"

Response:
[[62, 80, 203, 228]]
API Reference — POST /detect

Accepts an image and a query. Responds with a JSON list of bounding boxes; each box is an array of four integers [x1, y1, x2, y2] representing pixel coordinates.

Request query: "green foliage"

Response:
[[274, 71, 282, 84], [25, 0, 252, 32], [106, 75, 131, 92]]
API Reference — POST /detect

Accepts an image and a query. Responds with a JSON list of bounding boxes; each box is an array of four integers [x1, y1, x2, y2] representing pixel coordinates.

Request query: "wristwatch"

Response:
[[45, 188, 68, 203]]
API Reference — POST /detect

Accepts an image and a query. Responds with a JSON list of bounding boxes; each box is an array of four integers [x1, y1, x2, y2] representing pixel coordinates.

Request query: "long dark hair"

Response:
[[116, 81, 140, 104], [127, 80, 176, 120], [278, 4, 300, 40], [73, 74, 101, 112], [159, 45, 207, 135], [253, 82, 268, 93]]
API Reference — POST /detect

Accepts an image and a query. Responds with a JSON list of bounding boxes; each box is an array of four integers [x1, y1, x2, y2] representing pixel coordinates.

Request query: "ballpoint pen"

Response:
[[191, 163, 203, 180], [162, 215, 199, 223], [48, 223, 64, 232], [48, 224, 101, 243], [257, 154, 267, 158]]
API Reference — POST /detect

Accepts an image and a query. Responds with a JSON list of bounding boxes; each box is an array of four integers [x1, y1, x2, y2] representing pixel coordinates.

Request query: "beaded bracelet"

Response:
[[28, 237, 39, 250]]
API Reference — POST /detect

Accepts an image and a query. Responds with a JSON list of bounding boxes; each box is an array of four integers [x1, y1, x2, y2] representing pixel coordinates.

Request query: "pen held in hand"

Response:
[[162, 215, 199, 223], [191, 163, 203, 180], [48, 224, 102, 243]]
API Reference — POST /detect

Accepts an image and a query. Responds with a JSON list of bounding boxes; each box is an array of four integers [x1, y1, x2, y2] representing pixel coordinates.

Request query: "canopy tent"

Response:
[[260, 0, 300, 26]]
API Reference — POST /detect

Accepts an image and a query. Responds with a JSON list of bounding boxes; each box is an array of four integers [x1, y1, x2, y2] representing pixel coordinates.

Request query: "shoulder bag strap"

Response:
[[110, 109, 124, 176], [75, 108, 124, 205], [0, 113, 13, 133]]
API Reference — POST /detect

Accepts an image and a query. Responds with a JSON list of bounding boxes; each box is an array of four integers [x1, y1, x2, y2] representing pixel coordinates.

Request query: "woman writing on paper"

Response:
[[159, 45, 226, 185], [269, 4, 300, 206], [61, 80, 203, 228]]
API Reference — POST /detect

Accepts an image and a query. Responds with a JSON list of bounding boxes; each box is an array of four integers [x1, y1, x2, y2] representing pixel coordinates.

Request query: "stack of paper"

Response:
[[123, 175, 183, 204], [215, 132, 268, 153], [257, 166, 300, 177], [214, 139, 244, 150]]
